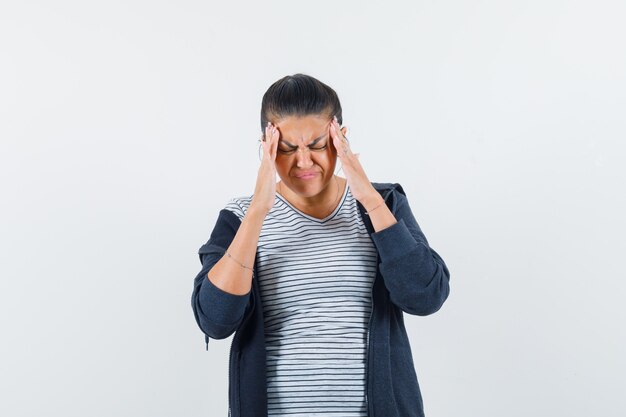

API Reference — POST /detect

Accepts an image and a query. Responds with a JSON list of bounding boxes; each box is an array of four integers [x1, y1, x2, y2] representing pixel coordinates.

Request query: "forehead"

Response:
[[276, 114, 331, 144]]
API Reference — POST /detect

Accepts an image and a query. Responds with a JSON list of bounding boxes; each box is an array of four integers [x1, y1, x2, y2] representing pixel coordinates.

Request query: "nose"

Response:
[[295, 147, 314, 169]]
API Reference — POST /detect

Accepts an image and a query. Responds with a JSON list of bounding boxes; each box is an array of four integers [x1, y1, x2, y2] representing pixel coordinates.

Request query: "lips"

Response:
[[295, 172, 319, 178]]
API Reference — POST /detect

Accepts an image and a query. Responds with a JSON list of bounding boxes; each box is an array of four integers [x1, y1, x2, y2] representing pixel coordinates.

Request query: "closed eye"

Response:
[[310, 143, 327, 150], [278, 139, 328, 154]]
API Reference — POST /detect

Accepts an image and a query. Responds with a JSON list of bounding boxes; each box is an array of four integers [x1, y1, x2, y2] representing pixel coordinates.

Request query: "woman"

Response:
[[191, 74, 451, 417]]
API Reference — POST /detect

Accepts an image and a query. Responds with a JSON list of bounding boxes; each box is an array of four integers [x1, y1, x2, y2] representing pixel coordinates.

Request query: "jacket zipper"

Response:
[[228, 334, 235, 417], [227, 283, 256, 417], [365, 273, 375, 416], [364, 190, 389, 416]]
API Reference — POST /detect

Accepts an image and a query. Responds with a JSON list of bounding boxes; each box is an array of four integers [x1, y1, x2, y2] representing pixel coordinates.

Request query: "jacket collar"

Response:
[[371, 182, 406, 202], [355, 182, 406, 233]]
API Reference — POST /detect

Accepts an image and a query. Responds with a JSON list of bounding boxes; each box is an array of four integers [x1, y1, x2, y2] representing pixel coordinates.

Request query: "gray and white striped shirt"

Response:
[[224, 183, 377, 416]]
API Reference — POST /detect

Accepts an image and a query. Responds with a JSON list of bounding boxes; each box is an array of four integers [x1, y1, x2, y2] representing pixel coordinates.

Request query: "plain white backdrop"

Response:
[[1, 1, 625, 416]]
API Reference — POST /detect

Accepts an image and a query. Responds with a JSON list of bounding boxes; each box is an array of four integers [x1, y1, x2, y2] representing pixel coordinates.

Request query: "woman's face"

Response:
[[271, 113, 347, 199]]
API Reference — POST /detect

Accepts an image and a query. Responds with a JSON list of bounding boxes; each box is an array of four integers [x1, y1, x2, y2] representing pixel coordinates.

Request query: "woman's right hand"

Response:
[[250, 122, 280, 214]]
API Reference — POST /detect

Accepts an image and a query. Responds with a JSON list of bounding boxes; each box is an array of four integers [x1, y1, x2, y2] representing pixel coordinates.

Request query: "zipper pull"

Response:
[[205, 334, 210, 351]]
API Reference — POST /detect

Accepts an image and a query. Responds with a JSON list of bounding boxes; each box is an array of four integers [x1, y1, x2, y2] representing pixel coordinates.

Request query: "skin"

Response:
[[255, 112, 390, 218], [272, 113, 345, 216], [207, 112, 398, 296]]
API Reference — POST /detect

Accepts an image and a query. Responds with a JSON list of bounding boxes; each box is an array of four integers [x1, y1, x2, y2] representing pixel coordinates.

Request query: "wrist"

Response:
[[360, 192, 385, 213]]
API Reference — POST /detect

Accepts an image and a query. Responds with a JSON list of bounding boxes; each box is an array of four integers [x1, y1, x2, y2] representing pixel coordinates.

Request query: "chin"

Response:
[[288, 177, 326, 193]]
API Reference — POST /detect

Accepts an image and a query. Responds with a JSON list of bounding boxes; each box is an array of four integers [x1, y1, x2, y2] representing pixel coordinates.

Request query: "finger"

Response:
[[336, 121, 348, 143], [265, 125, 275, 159], [269, 124, 279, 161], [263, 127, 270, 157], [331, 124, 351, 157], [331, 121, 347, 144], [329, 122, 341, 144], [332, 119, 342, 139], [265, 127, 272, 159], [262, 135, 268, 159], [329, 124, 343, 157]]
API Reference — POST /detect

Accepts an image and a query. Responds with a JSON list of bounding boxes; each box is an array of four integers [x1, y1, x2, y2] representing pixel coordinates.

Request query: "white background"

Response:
[[1, 1, 625, 416]]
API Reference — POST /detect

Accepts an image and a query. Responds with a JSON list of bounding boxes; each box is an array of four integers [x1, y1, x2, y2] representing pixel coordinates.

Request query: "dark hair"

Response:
[[260, 73, 343, 135]]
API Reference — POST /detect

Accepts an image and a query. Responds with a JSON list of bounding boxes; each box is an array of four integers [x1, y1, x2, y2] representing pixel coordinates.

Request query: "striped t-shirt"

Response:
[[224, 183, 377, 417]]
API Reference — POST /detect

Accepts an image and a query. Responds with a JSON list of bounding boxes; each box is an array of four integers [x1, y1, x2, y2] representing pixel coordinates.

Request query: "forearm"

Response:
[[207, 205, 266, 295], [366, 190, 451, 316]]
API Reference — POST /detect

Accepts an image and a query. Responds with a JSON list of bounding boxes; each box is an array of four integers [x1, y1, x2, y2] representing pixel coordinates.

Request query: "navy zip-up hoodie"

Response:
[[191, 182, 451, 417]]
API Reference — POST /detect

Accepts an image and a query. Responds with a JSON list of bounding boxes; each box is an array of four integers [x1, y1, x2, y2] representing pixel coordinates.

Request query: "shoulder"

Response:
[[370, 181, 407, 199], [223, 194, 254, 221], [369, 181, 410, 213], [200, 194, 252, 253]]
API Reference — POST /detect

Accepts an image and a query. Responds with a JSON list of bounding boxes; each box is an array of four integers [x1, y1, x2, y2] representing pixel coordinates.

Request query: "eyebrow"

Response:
[[279, 134, 327, 148]]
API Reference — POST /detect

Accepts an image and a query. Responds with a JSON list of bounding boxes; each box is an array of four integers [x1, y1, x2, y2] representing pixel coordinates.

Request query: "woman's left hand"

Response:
[[329, 116, 381, 207]]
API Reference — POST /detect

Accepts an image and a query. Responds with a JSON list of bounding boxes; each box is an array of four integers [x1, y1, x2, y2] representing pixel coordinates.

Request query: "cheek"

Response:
[[274, 158, 288, 172], [313, 149, 333, 163], [316, 149, 337, 169]]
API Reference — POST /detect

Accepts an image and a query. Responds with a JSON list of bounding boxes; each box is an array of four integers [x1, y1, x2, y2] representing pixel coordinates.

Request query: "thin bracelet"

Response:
[[225, 250, 253, 270], [365, 199, 385, 215]]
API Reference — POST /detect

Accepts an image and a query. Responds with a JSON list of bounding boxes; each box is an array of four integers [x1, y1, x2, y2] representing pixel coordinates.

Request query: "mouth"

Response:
[[295, 172, 319, 180]]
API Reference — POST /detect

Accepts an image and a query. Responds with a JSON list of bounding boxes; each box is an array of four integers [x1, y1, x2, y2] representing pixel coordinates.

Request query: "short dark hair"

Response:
[[260, 73, 343, 135]]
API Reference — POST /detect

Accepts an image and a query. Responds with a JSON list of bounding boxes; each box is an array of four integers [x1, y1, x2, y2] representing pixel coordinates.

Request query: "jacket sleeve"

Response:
[[191, 209, 252, 340], [369, 190, 451, 316]]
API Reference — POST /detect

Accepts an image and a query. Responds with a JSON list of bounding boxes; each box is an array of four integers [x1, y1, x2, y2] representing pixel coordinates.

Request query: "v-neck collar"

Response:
[[276, 180, 350, 223]]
